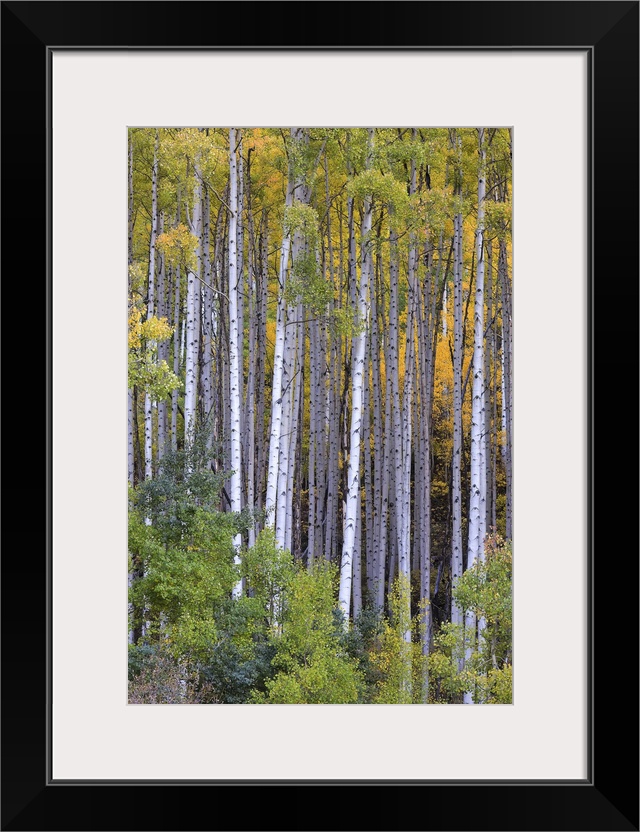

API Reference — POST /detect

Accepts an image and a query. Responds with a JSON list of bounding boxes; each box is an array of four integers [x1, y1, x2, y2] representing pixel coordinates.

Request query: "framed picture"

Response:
[[2, 2, 637, 830]]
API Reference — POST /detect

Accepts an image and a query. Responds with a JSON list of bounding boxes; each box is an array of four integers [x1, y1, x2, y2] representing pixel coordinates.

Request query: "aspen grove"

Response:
[[128, 127, 513, 704]]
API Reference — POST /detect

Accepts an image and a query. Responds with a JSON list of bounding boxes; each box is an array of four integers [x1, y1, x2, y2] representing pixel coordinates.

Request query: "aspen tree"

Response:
[[265, 134, 294, 526], [228, 128, 243, 598], [464, 128, 488, 703], [144, 130, 159, 482], [451, 132, 465, 630], [339, 129, 374, 624], [184, 155, 202, 452]]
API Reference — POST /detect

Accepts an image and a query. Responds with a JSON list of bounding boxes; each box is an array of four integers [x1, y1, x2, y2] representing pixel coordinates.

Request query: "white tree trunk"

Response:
[[143, 398, 154, 480], [370, 282, 382, 597], [157, 215, 168, 463], [264, 185, 293, 525], [399, 281, 415, 645], [499, 240, 513, 541], [325, 231, 342, 563], [484, 240, 494, 531], [275, 296, 296, 549], [228, 128, 243, 598], [398, 171, 417, 645], [501, 320, 507, 450], [245, 197, 257, 548], [202, 187, 214, 433], [451, 209, 464, 629], [352, 486, 362, 619], [464, 128, 487, 703], [128, 389, 135, 486], [236, 138, 245, 500], [389, 225, 402, 590], [325, 320, 340, 562], [267, 127, 307, 548], [363, 341, 373, 593], [171, 263, 180, 452], [442, 279, 448, 337], [418, 243, 435, 699], [144, 130, 159, 483], [377, 384, 391, 610], [255, 218, 269, 517], [339, 129, 373, 624], [377, 289, 393, 610], [307, 318, 317, 565], [184, 164, 202, 451], [285, 307, 304, 554]]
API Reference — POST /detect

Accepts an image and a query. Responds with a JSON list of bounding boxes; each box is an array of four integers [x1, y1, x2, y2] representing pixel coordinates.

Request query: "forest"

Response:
[[128, 126, 512, 704]]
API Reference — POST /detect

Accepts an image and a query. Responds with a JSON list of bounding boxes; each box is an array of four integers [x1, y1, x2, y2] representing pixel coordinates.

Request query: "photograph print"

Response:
[[127, 127, 513, 705]]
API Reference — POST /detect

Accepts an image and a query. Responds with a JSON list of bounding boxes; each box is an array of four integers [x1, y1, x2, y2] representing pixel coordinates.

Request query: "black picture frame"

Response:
[[2, 2, 637, 830]]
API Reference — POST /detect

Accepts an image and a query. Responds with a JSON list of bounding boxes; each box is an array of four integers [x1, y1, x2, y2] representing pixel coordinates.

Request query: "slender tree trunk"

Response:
[[157, 215, 168, 463], [275, 296, 296, 549], [339, 129, 373, 625], [274, 128, 309, 551], [236, 135, 245, 489], [202, 187, 214, 437], [325, 199, 344, 564], [451, 206, 464, 629], [377, 252, 392, 610], [389, 222, 402, 602], [128, 132, 135, 264], [442, 278, 448, 337], [210, 191, 226, 463], [377, 356, 392, 611], [171, 262, 181, 452], [256, 215, 268, 515], [369, 242, 383, 602], [286, 306, 304, 554], [308, 316, 317, 566], [132, 386, 143, 484], [363, 338, 373, 599], [264, 151, 293, 526], [399, 278, 415, 645], [418, 239, 436, 700], [245, 177, 257, 548], [484, 239, 494, 532], [185, 160, 202, 451], [398, 154, 417, 652], [228, 128, 243, 597], [464, 128, 487, 703], [128, 389, 135, 486], [499, 240, 513, 541], [325, 294, 341, 563], [352, 487, 362, 619], [317, 316, 328, 564], [144, 130, 159, 483]]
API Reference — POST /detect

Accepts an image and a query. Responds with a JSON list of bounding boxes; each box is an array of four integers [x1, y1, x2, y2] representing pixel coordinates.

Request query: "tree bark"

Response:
[[464, 128, 488, 703], [144, 130, 159, 482], [171, 261, 181, 453], [184, 158, 202, 452], [228, 128, 243, 598], [339, 129, 373, 625], [451, 204, 464, 629], [157, 214, 168, 463], [499, 239, 513, 541], [264, 141, 294, 526], [245, 170, 257, 548]]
